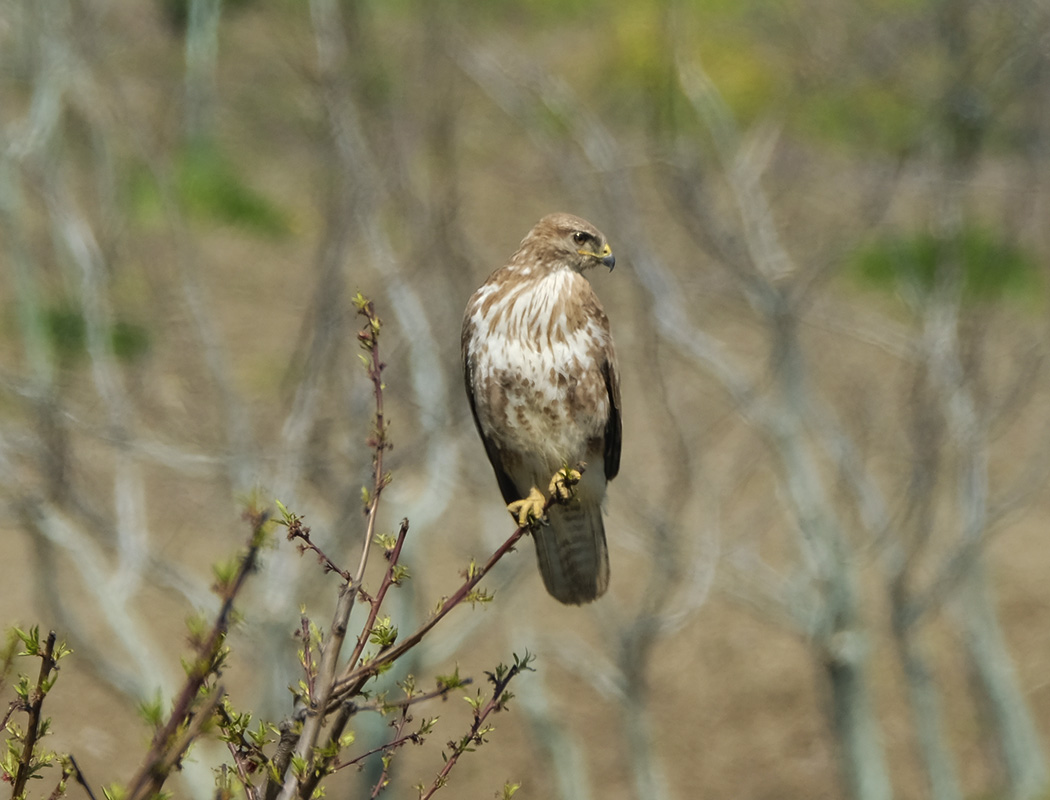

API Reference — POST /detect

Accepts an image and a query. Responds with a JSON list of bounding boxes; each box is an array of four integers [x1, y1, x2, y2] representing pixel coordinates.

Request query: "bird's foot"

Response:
[[507, 486, 547, 528], [548, 464, 583, 503]]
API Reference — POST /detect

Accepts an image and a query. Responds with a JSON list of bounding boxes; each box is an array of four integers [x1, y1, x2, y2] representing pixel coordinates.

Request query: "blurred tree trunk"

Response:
[[883, 297, 965, 800], [958, 563, 1048, 798], [824, 646, 892, 800], [929, 3, 1049, 794], [184, 0, 222, 142], [890, 599, 963, 800], [771, 321, 892, 800]]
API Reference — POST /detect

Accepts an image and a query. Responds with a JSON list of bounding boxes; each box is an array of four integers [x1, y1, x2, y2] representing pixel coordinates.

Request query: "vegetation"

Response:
[[1, 298, 536, 800], [1, 1, 1049, 799]]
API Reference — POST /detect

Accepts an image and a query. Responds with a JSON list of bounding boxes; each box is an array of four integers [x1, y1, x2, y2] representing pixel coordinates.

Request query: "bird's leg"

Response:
[[508, 464, 586, 527], [507, 487, 547, 528], [548, 463, 584, 503]]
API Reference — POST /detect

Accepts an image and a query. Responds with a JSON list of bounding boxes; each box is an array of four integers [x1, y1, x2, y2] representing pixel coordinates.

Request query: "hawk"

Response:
[[462, 213, 621, 604]]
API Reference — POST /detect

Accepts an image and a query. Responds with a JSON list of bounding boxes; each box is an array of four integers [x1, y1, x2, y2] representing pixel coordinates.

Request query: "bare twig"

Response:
[[283, 512, 351, 582], [68, 754, 99, 800], [353, 295, 392, 585]]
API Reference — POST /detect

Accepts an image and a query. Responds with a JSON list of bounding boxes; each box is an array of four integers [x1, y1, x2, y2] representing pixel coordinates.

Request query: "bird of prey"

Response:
[[462, 213, 621, 604]]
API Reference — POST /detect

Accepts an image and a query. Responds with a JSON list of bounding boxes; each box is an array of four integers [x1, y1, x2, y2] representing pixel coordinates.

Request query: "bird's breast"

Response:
[[466, 274, 610, 465]]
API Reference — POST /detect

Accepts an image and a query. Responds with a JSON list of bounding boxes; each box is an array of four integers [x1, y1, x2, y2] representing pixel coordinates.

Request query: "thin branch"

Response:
[[417, 656, 533, 800], [16, 498, 170, 699], [124, 510, 270, 800], [45, 761, 73, 800], [283, 519, 410, 800], [145, 684, 227, 791], [331, 519, 530, 702], [214, 704, 261, 800], [363, 709, 412, 797], [285, 515, 352, 582], [67, 756, 99, 800], [276, 296, 391, 800], [11, 631, 58, 799], [343, 519, 410, 684]]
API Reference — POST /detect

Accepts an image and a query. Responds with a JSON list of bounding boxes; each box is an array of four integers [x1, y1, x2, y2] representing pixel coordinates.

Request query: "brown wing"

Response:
[[602, 356, 622, 481], [462, 330, 523, 506]]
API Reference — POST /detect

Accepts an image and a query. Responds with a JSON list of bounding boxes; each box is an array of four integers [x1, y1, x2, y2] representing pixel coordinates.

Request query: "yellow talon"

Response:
[[507, 486, 547, 528], [548, 466, 582, 503]]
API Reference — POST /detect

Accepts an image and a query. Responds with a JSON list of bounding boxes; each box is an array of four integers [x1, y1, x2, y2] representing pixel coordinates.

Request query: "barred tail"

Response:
[[532, 500, 609, 604]]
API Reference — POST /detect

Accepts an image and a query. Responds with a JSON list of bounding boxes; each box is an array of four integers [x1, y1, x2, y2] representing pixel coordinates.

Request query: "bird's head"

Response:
[[521, 213, 615, 274]]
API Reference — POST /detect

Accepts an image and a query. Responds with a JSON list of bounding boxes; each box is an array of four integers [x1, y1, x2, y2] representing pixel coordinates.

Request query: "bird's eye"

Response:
[[572, 231, 591, 245]]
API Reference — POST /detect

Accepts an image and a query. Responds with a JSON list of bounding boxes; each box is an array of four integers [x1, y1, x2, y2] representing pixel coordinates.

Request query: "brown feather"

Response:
[[462, 213, 621, 604]]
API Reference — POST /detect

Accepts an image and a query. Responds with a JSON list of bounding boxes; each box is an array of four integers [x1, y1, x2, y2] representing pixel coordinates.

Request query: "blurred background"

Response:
[[1, 1, 1049, 798]]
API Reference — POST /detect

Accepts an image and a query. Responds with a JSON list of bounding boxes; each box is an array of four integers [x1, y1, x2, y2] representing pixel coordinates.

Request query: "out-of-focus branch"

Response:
[[459, 37, 899, 799], [678, 65, 795, 290], [513, 657, 594, 800], [308, 0, 458, 503], [184, 0, 223, 141], [14, 496, 172, 699], [46, 184, 151, 598]]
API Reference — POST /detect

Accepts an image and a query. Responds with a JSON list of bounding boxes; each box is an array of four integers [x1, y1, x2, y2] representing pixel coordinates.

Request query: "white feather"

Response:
[[466, 269, 609, 473]]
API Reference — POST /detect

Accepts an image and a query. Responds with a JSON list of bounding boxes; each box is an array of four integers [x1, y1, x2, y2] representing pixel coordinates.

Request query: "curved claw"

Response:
[[507, 486, 547, 528], [548, 466, 582, 503]]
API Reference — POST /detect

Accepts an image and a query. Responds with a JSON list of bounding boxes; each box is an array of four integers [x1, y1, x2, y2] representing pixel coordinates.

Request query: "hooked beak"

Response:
[[580, 243, 616, 270]]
